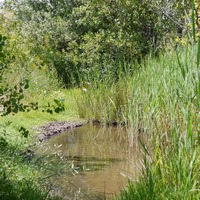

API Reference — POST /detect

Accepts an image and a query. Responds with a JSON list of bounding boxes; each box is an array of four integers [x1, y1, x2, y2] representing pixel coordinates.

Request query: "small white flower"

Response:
[[82, 88, 87, 92]]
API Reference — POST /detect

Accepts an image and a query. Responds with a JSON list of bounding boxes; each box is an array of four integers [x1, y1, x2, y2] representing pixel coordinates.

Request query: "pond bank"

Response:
[[37, 121, 84, 141], [36, 119, 126, 142]]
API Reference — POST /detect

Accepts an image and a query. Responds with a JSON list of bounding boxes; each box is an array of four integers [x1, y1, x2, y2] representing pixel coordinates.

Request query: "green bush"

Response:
[[5, 0, 196, 87]]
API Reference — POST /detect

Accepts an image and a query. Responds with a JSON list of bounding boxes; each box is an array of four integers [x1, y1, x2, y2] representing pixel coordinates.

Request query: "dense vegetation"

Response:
[[0, 0, 200, 199], [4, 0, 200, 86]]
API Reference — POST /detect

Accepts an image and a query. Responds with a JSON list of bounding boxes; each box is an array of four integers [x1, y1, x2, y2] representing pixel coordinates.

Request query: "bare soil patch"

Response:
[[37, 121, 83, 141]]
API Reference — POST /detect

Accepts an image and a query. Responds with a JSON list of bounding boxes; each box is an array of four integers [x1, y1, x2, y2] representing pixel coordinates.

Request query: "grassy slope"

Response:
[[0, 88, 82, 200], [1, 15, 83, 198]]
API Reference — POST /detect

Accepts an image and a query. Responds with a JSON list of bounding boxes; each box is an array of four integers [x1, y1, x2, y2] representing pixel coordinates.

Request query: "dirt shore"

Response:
[[37, 121, 84, 141]]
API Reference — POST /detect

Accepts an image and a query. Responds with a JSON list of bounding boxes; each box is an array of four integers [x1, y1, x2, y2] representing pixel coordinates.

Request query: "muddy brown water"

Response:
[[36, 125, 143, 200]]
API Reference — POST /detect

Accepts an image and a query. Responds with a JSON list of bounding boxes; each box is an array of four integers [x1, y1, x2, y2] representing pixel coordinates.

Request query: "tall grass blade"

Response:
[[197, 37, 200, 68], [176, 50, 186, 79], [191, 0, 196, 43]]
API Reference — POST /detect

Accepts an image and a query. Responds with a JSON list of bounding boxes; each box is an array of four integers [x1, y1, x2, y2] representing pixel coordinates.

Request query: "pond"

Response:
[[36, 125, 143, 200]]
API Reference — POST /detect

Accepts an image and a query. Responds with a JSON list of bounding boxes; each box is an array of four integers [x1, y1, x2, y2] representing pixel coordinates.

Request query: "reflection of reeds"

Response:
[[36, 125, 142, 198]]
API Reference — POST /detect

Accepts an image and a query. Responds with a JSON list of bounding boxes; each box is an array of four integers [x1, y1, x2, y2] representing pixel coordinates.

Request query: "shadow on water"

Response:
[[36, 125, 143, 200]]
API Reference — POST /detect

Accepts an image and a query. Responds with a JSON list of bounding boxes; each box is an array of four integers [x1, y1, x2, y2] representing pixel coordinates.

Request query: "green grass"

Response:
[[0, 143, 61, 200], [0, 87, 81, 200], [1, 37, 199, 199], [114, 128, 199, 200], [1, 20, 83, 198], [77, 42, 200, 199], [77, 42, 199, 131], [1, 88, 81, 142], [1, 8, 200, 199]]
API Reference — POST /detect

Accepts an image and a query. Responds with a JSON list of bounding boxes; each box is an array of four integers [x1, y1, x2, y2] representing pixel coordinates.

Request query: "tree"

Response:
[[5, 0, 199, 86], [0, 33, 30, 115]]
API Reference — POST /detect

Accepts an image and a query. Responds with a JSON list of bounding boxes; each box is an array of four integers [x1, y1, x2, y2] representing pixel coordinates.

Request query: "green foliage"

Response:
[[0, 1, 199, 199], [0, 11, 68, 200], [78, 43, 200, 199], [0, 34, 7, 69], [5, 0, 197, 87], [0, 34, 35, 116], [41, 99, 65, 114], [0, 89, 79, 199], [0, 139, 61, 200], [0, 11, 64, 115], [77, 42, 200, 126], [1, 79, 30, 116], [0, 31, 30, 115], [115, 130, 199, 200], [53, 99, 65, 113], [19, 126, 29, 138]]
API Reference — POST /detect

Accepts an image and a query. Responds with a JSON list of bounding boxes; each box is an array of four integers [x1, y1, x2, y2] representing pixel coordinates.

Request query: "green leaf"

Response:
[[54, 107, 61, 113], [24, 79, 29, 89], [54, 99, 61, 106], [47, 109, 53, 114], [19, 126, 29, 138], [13, 106, 19, 113], [10, 98, 17, 105]]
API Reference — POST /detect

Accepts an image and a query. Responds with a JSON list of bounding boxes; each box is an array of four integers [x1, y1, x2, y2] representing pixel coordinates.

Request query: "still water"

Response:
[[37, 125, 142, 199]]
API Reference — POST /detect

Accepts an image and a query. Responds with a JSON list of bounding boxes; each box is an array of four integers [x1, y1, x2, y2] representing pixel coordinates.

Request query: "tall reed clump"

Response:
[[115, 128, 199, 199], [77, 42, 199, 133], [77, 41, 200, 199]]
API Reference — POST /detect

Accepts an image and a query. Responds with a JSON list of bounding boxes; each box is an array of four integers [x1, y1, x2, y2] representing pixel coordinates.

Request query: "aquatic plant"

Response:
[[77, 41, 200, 199]]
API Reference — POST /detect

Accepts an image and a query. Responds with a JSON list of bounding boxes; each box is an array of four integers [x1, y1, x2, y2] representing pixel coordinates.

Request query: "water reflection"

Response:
[[38, 125, 142, 199]]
